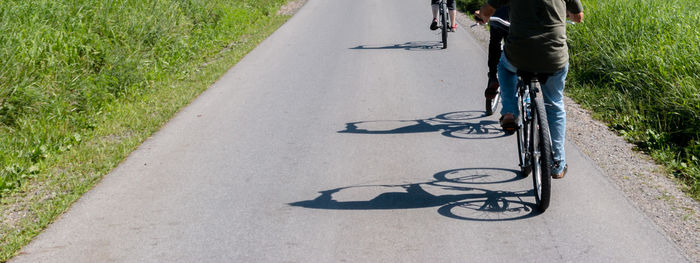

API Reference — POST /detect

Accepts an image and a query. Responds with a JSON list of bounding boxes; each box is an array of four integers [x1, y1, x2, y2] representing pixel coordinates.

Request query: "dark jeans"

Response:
[[431, 0, 455, 10], [488, 26, 508, 80]]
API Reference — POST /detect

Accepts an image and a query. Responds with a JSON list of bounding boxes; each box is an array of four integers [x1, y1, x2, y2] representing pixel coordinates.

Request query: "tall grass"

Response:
[[0, 0, 286, 193], [566, 0, 700, 197], [1, 0, 290, 260], [456, 0, 486, 12]]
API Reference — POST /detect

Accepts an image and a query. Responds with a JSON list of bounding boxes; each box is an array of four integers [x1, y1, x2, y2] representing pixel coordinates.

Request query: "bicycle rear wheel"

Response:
[[440, 5, 448, 49], [516, 114, 530, 177], [516, 85, 531, 177], [531, 94, 552, 212]]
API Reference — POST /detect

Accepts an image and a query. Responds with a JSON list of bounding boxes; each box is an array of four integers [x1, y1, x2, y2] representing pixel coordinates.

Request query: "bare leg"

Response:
[[432, 4, 438, 20], [449, 10, 456, 27]]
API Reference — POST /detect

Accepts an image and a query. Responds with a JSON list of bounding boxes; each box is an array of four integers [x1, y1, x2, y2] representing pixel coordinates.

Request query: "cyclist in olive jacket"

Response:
[[475, 0, 584, 179]]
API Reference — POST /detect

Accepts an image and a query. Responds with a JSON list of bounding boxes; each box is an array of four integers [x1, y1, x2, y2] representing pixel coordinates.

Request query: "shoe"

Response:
[[484, 78, 499, 99], [430, 19, 438, 30], [451, 23, 458, 32], [499, 113, 517, 133], [552, 164, 568, 179]]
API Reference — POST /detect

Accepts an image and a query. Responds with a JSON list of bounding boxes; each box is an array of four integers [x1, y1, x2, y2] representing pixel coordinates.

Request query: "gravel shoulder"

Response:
[[457, 11, 699, 262]]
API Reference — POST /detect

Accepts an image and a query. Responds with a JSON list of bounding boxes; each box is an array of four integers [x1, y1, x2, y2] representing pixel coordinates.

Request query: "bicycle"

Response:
[[437, 0, 451, 49], [513, 71, 553, 212]]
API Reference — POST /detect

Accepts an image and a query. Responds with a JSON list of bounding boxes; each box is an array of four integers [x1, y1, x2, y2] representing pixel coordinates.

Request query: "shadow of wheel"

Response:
[[438, 199, 537, 221]]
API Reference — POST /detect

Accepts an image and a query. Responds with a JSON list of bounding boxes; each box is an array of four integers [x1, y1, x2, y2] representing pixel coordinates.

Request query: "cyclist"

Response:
[[474, 7, 510, 106], [430, 0, 457, 31], [475, 0, 584, 179]]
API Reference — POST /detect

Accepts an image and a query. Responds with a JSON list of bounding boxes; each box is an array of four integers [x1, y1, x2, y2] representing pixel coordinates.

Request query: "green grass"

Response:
[[456, 0, 486, 12], [566, 0, 700, 198], [457, 0, 700, 199], [0, 0, 291, 261]]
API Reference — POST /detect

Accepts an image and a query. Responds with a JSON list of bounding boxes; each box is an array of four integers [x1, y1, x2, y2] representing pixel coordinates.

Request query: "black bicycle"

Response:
[[437, 0, 451, 49], [514, 71, 553, 212]]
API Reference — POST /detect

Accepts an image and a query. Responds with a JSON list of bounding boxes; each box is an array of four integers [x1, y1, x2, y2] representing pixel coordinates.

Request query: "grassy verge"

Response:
[[566, 0, 699, 198], [457, 0, 700, 199], [0, 0, 292, 261]]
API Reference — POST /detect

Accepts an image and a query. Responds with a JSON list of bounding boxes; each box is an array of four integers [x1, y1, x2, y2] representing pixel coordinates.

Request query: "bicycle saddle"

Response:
[[517, 70, 552, 85]]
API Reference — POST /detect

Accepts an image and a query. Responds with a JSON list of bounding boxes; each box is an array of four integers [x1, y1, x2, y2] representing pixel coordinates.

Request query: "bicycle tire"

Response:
[[531, 94, 552, 212], [485, 92, 500, 116], [440, 5, 448, 49]]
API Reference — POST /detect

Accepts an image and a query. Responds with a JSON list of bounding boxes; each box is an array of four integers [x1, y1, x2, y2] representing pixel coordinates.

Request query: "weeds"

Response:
[[566, 0, 700, 198], [1, 0, 288, 259], [0, 0, 286, 194]]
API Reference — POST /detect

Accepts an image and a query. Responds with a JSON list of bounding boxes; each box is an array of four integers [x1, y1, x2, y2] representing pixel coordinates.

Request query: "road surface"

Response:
[[12, 0, 689, 262]]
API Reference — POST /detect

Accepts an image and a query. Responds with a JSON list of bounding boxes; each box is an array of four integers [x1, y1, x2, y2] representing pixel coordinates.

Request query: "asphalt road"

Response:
[[11, 0, 689, 262]]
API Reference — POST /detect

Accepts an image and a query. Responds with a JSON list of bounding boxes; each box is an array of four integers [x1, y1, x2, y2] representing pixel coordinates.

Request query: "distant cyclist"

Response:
[[474, 7, 510, 106], [475, 0, 584, 179], [430, 0, 457, 31]]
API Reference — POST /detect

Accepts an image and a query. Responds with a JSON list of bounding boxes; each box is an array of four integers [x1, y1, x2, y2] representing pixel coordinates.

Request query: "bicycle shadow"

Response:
[[289, 168, 539, 221], [338, 111, 506, 140], [350, 41, 443, 51]]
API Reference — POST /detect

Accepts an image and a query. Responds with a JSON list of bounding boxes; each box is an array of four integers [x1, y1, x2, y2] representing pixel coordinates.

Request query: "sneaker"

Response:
[[484, 78, 499, 99], [499, 113, 517, 133], [552, 164, 568, 179], [430, 19, 438, 30], [451, 23, 458, 32]]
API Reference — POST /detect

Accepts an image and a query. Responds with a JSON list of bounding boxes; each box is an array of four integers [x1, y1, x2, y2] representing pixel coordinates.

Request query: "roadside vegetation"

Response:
[[458, 0, 700, 199], [0, 0, 289, 260]]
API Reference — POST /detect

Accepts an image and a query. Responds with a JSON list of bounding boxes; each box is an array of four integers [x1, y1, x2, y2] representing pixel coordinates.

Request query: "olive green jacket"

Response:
[[487, 0, 584, 73]]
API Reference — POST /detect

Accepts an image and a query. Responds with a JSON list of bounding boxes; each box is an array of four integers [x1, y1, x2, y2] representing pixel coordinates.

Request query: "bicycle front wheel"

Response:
[[440, 6, 448, 48], [531, 95, 552, 212], [486, 91, 500, 115]]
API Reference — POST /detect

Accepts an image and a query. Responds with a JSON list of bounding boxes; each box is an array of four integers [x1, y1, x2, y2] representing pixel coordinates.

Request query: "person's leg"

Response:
[[484, 28, 506, 99], [497, 54, 519, 118], [430, 0, 439, 30], [540, 64, 569, 175], [488, 27, 507, 80], [447, 0, 456, 29]]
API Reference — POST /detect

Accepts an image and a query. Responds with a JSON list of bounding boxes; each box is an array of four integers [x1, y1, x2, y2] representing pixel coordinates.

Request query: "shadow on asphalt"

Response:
[[289, 168, 539, 221], [338, 111, 506, 140], [350, 41, 443, 51]]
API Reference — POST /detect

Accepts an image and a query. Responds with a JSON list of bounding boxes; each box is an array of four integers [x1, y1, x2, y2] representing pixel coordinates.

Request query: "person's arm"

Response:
[[565, 0, 584, 23]]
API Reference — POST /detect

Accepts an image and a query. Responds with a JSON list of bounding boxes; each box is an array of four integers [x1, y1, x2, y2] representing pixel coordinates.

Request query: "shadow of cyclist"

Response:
[[290, 183, 476, 210], [338, 111, 505, 140], [289, 168, 538, 221], [350, 41, 443, 51]]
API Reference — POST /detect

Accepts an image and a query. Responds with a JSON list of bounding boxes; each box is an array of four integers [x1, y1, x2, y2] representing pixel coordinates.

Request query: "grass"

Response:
[[457, 0, 700, 199], [0, 0, 291, 261], [566, 0, 699, 198]]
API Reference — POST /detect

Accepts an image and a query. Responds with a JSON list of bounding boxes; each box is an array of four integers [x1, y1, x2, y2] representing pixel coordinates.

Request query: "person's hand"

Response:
[[567, 11, 584, 23], [475, 4, 496, 25], [473, 10, 486, 24]]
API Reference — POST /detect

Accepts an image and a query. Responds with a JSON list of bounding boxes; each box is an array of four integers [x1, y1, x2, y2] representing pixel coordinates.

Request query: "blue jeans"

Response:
[[497, 54, 568, 174]]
